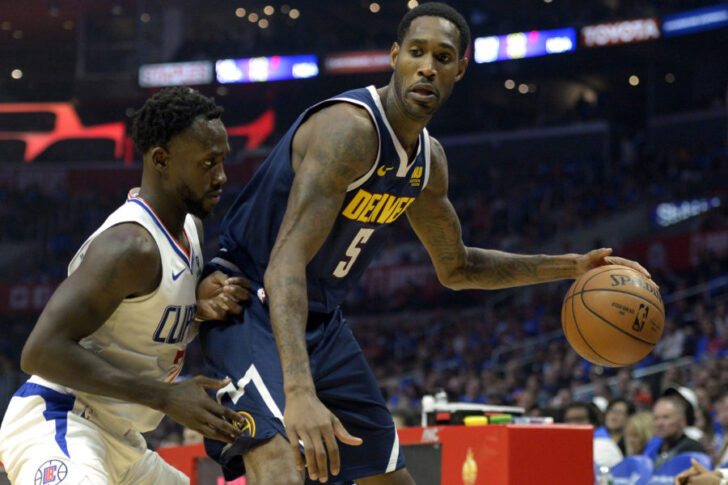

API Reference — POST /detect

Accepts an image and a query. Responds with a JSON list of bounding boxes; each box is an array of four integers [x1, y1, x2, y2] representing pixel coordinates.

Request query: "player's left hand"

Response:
[[195, 270, 251, 321], [577, 248, 651, 279]]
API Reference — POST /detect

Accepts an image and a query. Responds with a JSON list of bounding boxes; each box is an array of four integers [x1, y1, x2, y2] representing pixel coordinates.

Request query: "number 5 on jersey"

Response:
[[333, 228, 375, 278]]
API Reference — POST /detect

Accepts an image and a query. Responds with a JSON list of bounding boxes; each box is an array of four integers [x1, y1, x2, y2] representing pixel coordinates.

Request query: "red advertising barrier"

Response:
[[620, 227, 728, 271], [158, 424, 593, 485]]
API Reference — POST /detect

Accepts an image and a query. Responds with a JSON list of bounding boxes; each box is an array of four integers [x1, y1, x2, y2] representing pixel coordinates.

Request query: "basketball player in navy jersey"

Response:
[[0, 87, 250, 484], [200, 3, 650, 484]]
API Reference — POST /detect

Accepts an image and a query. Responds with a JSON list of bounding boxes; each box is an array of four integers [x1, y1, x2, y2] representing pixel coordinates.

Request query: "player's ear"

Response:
[[390, 42, 400, 69], [150, 146, 170, 172], [455, 56, 468, 82]]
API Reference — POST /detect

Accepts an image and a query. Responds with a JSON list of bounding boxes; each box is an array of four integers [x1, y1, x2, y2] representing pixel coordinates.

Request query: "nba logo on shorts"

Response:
[[35, 459, 68, 484]]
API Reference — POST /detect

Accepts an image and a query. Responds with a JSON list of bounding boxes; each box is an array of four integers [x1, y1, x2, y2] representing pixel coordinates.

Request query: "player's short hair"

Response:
[[132, 86, 223, 155], [397, 2, 471, 59]]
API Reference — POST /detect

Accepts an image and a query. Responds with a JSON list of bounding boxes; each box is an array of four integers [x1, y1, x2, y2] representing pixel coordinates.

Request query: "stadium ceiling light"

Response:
[[504, 79, 515, 90], [628, 75, 640, 86], [1, 21, 11, 31], [249, 12, 259, 22], [264, 5, 275, 15], [281, 5, 291, 14], [518, 83, 529, 94], [63, 21, 74, 30], [12, 30, 23, 39], [235, 8, 246, 18], [370, 3, 381, 13], [665, 73, 675, 83], [140, 12, 151, 23], [289, 8, 300, 19], [407, 0, 419, 9], [258, 18, 269, 29], [11, 69, 23, 80]]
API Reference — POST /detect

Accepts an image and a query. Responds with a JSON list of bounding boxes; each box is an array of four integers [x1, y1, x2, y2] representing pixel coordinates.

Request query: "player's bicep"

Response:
[[406, 139, 467, 282], [31, 224, 161, 342], [273, 106, 378, 261]]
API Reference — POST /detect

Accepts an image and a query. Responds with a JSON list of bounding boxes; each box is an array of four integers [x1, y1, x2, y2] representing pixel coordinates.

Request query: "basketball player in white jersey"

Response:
[[0, 87, 249, 485]]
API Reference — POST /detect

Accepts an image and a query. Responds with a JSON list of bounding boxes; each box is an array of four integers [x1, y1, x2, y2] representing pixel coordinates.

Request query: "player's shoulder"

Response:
[[309, 101, 376, 136], [298, 101, 378, 162], [428, 135, 446, 162], [86, 222, 160, 270]]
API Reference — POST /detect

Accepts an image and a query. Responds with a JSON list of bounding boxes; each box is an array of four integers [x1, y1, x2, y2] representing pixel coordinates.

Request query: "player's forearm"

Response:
[[21, 339, 171, 409], [446, 248, 579, 290], [264, 263, 315, 394]]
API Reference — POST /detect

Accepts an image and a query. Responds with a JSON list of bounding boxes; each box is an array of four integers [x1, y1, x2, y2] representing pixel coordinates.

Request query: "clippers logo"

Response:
[[410, 166, 423, 187], [153, 304, 196, 343], [35, 460, 67, 485], [632, 304, 649, 332], [233, 411, 256, 438]]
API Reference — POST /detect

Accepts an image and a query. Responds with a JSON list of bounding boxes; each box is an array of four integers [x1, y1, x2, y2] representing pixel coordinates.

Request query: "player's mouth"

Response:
[[206, 189, 222, 203], [409, 83, 438, 102]]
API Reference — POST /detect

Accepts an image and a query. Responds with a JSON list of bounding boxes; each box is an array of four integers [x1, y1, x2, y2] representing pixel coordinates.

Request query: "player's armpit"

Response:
[[406, 137, 469, 289]]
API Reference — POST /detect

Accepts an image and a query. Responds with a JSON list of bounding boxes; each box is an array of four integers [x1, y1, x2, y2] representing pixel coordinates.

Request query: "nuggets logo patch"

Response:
[[234, 411, 256, 437], [35, 459, 67, 484]]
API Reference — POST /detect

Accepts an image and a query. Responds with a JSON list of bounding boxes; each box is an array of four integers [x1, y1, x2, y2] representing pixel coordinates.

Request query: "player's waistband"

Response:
[[211, 248, 333, 313], [210, 249, 268, 305]]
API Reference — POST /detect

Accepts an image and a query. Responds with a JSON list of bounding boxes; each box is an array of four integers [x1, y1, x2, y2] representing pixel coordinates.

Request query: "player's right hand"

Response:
[[284, 389, 362, 483], [161, 376, 245, 443]]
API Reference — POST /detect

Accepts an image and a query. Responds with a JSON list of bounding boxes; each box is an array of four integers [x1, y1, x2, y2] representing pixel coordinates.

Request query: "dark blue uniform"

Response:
[[200, 86, 431, 482]]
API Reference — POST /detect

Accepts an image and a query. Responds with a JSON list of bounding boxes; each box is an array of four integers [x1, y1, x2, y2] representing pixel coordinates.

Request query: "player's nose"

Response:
[[213, 163, 228, 186], [417, 54, 436, 79]]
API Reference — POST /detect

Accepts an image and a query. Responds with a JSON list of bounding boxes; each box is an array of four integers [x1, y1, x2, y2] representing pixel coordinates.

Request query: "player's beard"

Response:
[[180, 184, 211, 219], [393, 69, 438, 120]]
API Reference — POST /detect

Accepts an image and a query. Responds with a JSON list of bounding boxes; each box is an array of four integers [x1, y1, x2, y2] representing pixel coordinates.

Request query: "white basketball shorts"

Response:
[[0, 381, 188, 485]]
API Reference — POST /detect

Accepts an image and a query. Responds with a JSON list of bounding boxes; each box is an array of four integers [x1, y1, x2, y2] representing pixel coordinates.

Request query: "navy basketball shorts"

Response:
[[198, 274, 405, 482]]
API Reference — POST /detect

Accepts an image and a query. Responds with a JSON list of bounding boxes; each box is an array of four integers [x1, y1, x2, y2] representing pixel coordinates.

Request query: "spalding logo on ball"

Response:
[[561, 264, 664, 367]]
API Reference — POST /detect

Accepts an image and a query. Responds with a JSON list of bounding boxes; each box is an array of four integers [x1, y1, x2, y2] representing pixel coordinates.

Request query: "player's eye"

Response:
[[202, 159, 214, 168], [438, 54, 452, 63], [409, 48, 422, 56]]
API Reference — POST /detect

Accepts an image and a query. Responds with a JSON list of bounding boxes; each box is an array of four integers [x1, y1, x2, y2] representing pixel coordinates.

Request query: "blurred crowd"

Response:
[[0, 109, 726, 483]]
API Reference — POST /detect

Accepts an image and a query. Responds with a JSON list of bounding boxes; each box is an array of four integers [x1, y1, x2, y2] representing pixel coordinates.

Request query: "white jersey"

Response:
[[30, 188, 203, 434]]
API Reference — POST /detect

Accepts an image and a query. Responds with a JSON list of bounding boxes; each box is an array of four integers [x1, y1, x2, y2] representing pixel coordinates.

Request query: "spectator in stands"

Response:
[[646, 396, 706, 471], [563, 401, 623, 467], [596, 398, 636, 456], [625, 412, 656, 456], [714, 393, 728, 468], [654, 317, 687, 361], [665, 386, 705, 441]]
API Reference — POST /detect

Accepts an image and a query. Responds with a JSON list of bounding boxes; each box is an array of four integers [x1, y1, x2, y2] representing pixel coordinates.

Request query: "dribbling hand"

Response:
[[161, 376, 245, 444], [578, 248, 651, 279], [284, 389, 362, 483]]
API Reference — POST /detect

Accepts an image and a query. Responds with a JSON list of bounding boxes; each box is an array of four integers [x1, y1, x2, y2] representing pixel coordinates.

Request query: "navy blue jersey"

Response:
[[220, 86, 431, 313]]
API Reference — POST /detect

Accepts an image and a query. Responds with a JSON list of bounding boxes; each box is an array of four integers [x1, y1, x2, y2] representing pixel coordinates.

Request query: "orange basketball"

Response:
[[561, 264, 664, 367]]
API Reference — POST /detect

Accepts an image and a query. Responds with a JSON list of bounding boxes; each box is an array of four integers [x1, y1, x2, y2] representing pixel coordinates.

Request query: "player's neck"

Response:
[[379, 86, 430, 156], [137, 185, 187, 242]]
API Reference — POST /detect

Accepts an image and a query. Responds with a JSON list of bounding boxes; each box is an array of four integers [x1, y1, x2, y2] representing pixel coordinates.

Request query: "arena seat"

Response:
[[648, 452, 712, 484], [611, 455, 653, 485]]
